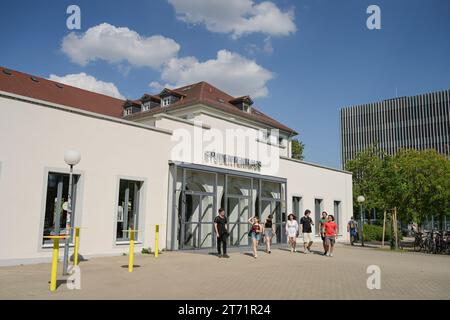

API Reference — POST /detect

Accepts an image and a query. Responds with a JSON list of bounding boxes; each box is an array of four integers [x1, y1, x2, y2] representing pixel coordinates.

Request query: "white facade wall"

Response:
[[279, 157, 353, 241], [0, 94, 172, 265], [141, 112, 289, 176], [194, 113, 290, 158], [0, 93, 353, 266]]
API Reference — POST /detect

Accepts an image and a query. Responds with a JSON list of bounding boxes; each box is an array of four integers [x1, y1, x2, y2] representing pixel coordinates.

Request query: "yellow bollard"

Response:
[[74, 227, 80, 266], [128, 230, 135, 272], [50, 238, 60, 292], [155, 225, 159, 258]]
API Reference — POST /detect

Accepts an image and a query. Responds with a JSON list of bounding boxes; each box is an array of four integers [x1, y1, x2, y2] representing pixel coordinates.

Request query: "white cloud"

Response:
[[168, 0, 296, 38], [49, 73, 125, 99], [148, 81, 165, 92], [160, 50, 273, 98], [62, 23, 180, 69]]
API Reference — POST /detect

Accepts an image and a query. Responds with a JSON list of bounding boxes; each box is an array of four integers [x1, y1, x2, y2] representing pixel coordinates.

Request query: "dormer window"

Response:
[[124, 108, 133, 116], [162, 96, 173, 107], [242, 102, 251, 113], [142, 102, 151, 112], [159, 88, 185, 107], [140, 94, 161, 111], [230, 96, 253, 113], [122, 100, 142, 117]]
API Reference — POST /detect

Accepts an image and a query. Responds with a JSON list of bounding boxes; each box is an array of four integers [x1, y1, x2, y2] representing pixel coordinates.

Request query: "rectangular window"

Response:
[[292, 196, 302, 217], [42, 172, 80, 245], [242, 103, 251, 113], [162, 97, 172, 107], [334, 201, 341, 234], [116, 179, 143, 242], [314, 198, 323, 235], [142, 103, 151, 112]]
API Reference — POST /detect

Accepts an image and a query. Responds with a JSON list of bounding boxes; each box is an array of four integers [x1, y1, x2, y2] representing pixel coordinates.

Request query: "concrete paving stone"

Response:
[[0, 244, 449, 300]]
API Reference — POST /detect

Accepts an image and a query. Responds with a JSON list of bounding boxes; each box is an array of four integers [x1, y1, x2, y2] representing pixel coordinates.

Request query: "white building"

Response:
[[0, 66, 353, 266]]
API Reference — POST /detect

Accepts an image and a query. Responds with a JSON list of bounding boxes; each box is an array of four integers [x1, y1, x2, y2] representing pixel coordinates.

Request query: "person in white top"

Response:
[[285, 213, 299, 252]]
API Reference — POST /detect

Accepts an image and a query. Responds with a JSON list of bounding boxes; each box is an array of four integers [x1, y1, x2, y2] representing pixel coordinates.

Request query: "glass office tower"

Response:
[[340, 89, 450, 168]]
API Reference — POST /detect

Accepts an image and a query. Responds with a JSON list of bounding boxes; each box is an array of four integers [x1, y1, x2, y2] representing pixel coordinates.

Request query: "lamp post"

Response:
[[63, 150, 81, 275], [357, 195, 365, 247]]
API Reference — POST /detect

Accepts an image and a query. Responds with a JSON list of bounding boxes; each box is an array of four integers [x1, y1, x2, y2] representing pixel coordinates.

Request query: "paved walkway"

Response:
[[1, 244, 449, 299]]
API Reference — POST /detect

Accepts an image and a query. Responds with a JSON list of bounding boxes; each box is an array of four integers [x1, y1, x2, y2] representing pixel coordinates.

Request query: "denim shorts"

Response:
[[251, 232, 261, 241]]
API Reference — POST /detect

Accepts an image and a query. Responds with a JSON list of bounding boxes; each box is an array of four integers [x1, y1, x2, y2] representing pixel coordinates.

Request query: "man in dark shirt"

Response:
[[214, 208, 229, 258], [300, 210, 314, 253]]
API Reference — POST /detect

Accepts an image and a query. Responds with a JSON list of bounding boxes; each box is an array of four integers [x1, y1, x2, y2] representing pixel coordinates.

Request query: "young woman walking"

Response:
[[263, 215, 276, 254], [248, 216, 262, 258], [285, 213, 299, 252]]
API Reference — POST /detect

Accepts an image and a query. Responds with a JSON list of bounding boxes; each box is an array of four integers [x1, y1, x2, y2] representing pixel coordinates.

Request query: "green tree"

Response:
[[345, 145, 385, 213], [291, 138, 305, 160], [346, 147, 450, 230], [393, 149, 450, 229]]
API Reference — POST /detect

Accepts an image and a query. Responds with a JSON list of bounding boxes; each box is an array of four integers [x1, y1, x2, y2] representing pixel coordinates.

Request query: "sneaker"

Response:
[[268, 250, 271, 254], [291, 248, 294, 253], [294, 248, 297, 252], [218, 254, 222, 258], [308, 249, 312, 254], [254, 254, 258, 259], [329, 253, 333, 257], [323, 251, 328, 256], [223, 254, 230, 258]]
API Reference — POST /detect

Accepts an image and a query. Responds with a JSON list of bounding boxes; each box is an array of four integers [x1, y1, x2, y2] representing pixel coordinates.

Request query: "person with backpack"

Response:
[[299, 210, 314, 254], [248, 216, 262, 258], [214, 208, 229, 258], [347, 216, 358, 246]]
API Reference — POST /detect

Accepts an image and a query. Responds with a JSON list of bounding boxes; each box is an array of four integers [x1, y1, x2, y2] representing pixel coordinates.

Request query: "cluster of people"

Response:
[[213, 208, 340, 259], [285, 210, 338, 257], [213, 208, 276, 259]]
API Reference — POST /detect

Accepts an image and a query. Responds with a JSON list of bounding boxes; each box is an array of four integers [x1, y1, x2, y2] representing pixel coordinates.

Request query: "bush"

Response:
[[362, 224, 403, 242]]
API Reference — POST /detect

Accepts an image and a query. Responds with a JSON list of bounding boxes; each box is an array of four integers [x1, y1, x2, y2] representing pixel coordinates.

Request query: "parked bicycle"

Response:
[[413, 230, 449, 254], [434, 230, 450, 254]]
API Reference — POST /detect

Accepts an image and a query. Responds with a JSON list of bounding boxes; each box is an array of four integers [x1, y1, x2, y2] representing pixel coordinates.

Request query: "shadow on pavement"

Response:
[[120, 265, 141, 268]]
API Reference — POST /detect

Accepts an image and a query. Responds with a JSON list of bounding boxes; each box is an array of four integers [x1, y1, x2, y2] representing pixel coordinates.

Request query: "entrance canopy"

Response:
[[168, 162, 287, 250]]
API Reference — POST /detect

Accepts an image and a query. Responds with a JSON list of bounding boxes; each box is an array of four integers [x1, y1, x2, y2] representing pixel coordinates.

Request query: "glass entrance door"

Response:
[[261, 200, 283, 244], [180, 193, 215, 249], [227, 196, 251, 247]]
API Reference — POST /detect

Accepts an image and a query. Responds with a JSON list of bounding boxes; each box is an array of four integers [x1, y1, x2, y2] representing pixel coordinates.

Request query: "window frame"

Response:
[[113, 175, 147, 246], [291, 195, 303, 217], [314, 197, 324, 236], [162, 97, 172, 107], [333, 200, 342, 235], [38, 167, 84, 250], [124, 108, 133, 116], [142, 102, 151, 112]]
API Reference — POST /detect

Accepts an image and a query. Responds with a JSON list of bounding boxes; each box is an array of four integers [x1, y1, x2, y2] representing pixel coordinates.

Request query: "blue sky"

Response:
[[1, 0, 449, 169]]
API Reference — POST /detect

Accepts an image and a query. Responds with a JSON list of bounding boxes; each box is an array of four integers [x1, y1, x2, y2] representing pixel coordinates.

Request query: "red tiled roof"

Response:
[[127, 81, 298, 134], [0, 67, 125, 117], [0, 66, 297, 134]]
